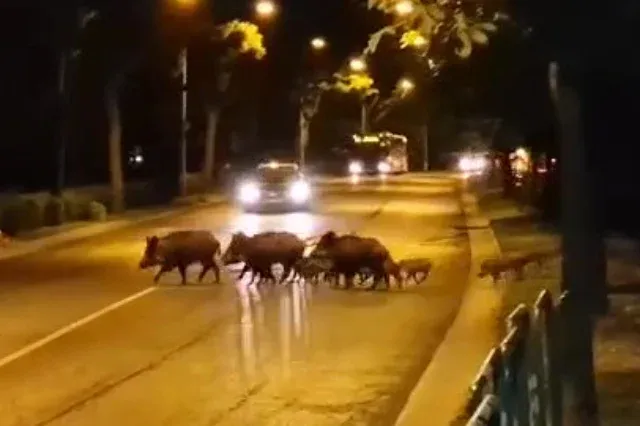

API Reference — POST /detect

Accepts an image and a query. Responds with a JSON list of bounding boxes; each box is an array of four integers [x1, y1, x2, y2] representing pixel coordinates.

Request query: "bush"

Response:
[[0, 198, 42, 234], [63, 197, 84, 221], [43, 197, 66, 226], [87, 201, 107, 221]]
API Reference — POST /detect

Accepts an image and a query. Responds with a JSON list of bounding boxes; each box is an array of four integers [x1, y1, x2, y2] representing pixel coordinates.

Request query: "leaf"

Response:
[[468, 28, 489, 45], [424, 4, 445, 21], [366, 26, 395, 55], [220, 20, 267, 59], [455, 30, 473, 58], [475, 22, 498, 32]]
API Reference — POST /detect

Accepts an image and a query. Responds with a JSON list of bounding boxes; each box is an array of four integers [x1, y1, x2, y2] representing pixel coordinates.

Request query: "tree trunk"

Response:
[[106, 84, 125, 213], [550, 62, 607, 426], [298, 110, 310, 168], [201, 104, 220, 186]]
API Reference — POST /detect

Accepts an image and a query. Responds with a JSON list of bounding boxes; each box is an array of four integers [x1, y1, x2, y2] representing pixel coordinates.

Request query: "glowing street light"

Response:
[[310, 37, 327, 50], [174, 0, 197, 8], [255, 0, 277, 18], [397, 78, 415, 92], [395, 0, 414, 16], [349, 57, 366, 72]]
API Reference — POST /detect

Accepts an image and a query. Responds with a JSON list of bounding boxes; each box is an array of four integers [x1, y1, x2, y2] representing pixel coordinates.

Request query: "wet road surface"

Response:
[[0, 174, 470, 425]]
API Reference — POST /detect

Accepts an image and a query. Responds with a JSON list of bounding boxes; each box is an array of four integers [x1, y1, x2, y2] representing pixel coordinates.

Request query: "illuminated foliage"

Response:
[[220, 20, 266, 59], [332, 72, 378, 97], [366, 0, 504, 71]]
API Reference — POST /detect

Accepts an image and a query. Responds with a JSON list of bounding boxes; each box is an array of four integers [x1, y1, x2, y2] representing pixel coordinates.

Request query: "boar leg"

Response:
[[211, 262, 220, 283], [154, 264, 173, 283], [178, 264, 188, 285]]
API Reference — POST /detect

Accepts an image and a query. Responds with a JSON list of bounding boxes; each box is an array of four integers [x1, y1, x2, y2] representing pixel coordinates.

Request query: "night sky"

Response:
[[2, 1, 639, 193]]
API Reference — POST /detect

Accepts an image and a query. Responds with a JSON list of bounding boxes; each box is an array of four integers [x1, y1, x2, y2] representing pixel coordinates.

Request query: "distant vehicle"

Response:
[[235, 161, 312, 213], [346, 132, 409, 177]]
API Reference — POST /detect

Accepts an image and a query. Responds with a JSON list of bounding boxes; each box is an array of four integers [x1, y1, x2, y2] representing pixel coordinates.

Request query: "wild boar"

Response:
[[397, 257, 433, 285], [222, 231, 305, 284], [139, 230, 221, 285], [309, 231, 392, 290]]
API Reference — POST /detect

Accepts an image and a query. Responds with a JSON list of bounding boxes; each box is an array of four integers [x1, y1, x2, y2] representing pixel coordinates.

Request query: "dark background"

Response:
[[1, 0, 639, 228]]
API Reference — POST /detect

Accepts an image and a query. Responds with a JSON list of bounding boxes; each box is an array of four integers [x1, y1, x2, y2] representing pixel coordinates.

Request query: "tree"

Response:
[[366, 0, 503, 63], [295, 65, 414, 165], [95, 5, 147, 213], [297, 78, 329, 167], [200, 20, 266, 185]]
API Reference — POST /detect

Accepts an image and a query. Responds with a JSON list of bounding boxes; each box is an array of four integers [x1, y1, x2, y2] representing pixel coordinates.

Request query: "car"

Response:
[[235, 161, 313, 213]]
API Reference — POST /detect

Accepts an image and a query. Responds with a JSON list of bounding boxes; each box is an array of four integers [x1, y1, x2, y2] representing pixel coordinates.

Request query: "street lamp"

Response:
[[174, 0, 197, 7], [397, 77, 415, 92], [255, 0, 277, 18], [349, 57, 366, 72], [394, 0, 414, 16], [310, 37, 327, 51]]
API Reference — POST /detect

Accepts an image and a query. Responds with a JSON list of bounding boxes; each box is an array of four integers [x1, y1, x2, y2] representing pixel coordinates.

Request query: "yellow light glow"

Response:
[[398, 78, 414, 92], [255, 0, 276, 17], [310, 37, 327, 50], [395, 0, 414, 15], [173, 0, 197, 8], [349, 57, 366, 72]]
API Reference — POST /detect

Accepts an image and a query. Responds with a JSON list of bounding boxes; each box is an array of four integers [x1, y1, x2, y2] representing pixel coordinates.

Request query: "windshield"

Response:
[[350, 145, 389, 160], [255, 166, 298, 183]]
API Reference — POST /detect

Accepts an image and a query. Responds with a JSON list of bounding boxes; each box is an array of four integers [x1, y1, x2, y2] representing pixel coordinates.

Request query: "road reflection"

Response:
[[235, 279, 314, 383]]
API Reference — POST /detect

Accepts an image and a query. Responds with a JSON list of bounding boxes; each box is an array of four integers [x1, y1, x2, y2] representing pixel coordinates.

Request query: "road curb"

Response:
[[393, 189, 503, 426], [0, 197, 227, 261]]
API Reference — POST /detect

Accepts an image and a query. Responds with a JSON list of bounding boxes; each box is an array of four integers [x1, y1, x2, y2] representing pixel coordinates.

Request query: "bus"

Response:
[[346, 132, 409, 176]]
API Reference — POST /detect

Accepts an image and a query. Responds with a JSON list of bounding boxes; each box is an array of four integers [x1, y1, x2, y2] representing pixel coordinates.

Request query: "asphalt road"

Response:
[[0, 173, 470, 426]]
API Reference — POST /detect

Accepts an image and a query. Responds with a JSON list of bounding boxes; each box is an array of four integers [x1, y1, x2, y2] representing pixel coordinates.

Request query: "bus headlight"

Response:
[[348, 161, 363, 174], [289, 180, 311, 203], [377, 161, 391, 173], [238, 181, 260, 204]]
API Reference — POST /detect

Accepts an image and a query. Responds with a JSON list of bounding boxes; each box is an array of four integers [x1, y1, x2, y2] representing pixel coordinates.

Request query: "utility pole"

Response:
[[179, 47, 188, 197]]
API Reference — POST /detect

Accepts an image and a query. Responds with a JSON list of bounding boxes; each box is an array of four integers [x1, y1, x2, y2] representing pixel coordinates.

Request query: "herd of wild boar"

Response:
[[138, 230, 434, 290]]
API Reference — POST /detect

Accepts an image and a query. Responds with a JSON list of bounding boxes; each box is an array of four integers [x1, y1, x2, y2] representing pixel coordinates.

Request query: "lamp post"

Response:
[[178, 47, 189, 197], [298, 37, 328, 168], [348, 57, 368, 134]]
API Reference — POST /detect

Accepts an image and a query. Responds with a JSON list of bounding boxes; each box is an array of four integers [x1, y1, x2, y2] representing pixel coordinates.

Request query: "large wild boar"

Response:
[[139, 230, 221, 285], [309, 231, 393, 290], [222, 231, 305, 284]]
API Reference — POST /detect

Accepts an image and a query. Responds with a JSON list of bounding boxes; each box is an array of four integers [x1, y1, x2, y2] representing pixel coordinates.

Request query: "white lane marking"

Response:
[[0, 287, 157, 369]]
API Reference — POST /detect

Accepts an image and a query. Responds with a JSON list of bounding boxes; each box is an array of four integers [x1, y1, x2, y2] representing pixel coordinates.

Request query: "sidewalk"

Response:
[[480, 191, 640, 426], [394, 189, 503, 426], [0, 193, 226, 261]]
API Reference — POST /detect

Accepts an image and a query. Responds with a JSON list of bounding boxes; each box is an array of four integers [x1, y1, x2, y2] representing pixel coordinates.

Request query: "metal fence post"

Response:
[[510, 305, 532, 426], [499, 304, 528, 425], [467, 394, 500, 426]]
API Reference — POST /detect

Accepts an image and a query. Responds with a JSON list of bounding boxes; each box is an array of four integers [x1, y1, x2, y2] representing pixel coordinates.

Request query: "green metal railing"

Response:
[[465, 289, 565, 426]]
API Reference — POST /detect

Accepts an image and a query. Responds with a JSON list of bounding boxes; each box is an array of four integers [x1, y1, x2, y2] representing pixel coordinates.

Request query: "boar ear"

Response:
[[146, 236, 150, 243]]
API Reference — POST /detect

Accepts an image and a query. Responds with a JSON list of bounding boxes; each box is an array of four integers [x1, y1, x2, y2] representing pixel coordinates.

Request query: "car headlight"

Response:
[[238, 181, 260, 204], [472, 157, 487, 171], [348, 161, 363, 174], [458, 157, 473, 172], [377, 161, 391, 173], [289, 180, 311, 203]]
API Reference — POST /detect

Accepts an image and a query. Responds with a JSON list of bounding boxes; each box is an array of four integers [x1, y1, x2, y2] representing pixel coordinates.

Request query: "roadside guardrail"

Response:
[[465, 289, 564, 426]]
